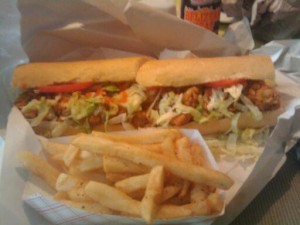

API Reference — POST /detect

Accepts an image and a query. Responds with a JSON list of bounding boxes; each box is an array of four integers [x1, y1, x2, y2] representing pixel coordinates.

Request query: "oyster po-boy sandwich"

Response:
[[134, 55, 282, 135], [13, 57, 153, 136], [13, 55, 281, 136]]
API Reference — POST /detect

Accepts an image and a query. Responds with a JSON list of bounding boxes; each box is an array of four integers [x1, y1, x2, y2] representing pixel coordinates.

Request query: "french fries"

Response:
[[103, 155, 149, 174], [115, 173, 149, 194], [141, 166, 164, 224], [91, 128, 181, 144], [17, 151, 60, 189], [85, 181, 141, 216], [72, 134, 233, 190], [17, 129, 233, 224]]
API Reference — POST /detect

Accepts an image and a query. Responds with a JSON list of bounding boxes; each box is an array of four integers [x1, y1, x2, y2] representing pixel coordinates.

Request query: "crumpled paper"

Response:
[[222, 0, 300, 41], [18, 127, 224, 225], [0, 0, 247, 128], [1, 0, 300, 225], [252, 39, 300, 81], [1, 71, 300, 225]]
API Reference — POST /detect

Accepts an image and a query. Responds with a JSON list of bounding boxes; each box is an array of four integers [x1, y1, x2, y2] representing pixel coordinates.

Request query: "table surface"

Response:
[[230, 141, 300, 225]]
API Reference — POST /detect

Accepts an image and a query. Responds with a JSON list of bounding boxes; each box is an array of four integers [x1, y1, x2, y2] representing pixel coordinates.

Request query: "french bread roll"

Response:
[[136, 55, 274, 87], [13, 55, 282, 137], [13, 56, 154, 89], [180, 108, 283, 135], [33, 107, 283, 137]]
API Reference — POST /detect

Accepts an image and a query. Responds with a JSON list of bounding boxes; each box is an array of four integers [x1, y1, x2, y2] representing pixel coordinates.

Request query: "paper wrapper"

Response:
[[0, 107, 246, 225], [1, 0, 300, 225], [1, 71, 300, 225], [18, 128, 224, 225]]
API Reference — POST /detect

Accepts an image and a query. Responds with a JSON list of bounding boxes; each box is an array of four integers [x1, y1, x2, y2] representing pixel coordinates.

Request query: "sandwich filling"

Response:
[[130, 80, 280, 128], [15, 79, 280, 135], [15, 82, 146, 134]]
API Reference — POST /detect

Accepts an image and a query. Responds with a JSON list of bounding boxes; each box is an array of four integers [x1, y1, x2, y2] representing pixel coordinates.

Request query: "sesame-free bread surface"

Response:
[[136, 55, 275, 87], [13, 56, 154, 89], [180, 107, 283, 135]]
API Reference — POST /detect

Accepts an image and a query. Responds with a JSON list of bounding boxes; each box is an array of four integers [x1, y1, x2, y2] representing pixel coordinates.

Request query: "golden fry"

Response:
[[18, 128, 230, 224], [103, 156, 149, 174], [55, 173, 84, 192], [92, 128, 181, 144], [207, 192, 224, 214], [160, 137, 176, 157], [190, 143, 206, 167], [105, 173, 134, 183], [85, 181, 141, 216], [17, 151, 59, 189], [77, 156, 103, 172], [72, 134, 233, 190], [141, 166, 164, 224], [63, 145, 79, 167], [160, 186, 181, 203], [40, 138, 67, 156], [115, 173, 149, 194], [67, 186, 93, 202]]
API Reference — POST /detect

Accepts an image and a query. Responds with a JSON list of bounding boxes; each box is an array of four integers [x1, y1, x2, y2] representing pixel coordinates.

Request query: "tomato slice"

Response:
[[205, 79, 245, 88], [36, 82, 93, 93]]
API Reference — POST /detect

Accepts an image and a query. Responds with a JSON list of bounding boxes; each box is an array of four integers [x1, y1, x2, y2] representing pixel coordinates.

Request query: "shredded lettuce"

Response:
[[205, 126, 270, 160], [155, 111, 178, 127], [240, 95, 263, 121], [224, 84, 243, 101], [155, 92, 185, 126], [103, 111, 110, 132], [148, 109, 159, 121], [51, 121, 69, 137], [102, 85, 119, 92], [69, 92, 103, 121], [146, 89, 162, 117], [241, 128, 270, 146], [206, 137, 262, 160], [21, 96, 60, 127], [206, 88, 235, 118], [227, 113, 241, 134], [158, 92, 176, 115], [173, 94, 202, 122], [69, 93, 98, 121], [207, 88, 224, 111], [225, 133, 238, 155], [123, 84, 146, 117], [108, 113, 127, 125]]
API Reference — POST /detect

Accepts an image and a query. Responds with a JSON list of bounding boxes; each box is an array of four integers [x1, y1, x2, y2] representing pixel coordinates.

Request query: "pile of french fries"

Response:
[[17, 129, 233, 224]]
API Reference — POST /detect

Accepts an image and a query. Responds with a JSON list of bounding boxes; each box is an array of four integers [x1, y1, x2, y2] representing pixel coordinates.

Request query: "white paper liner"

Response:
[[1, 1, 300, 225], [24, 193, 219, 225], [1, 71, 300, 225], [20, 129, 224, 225]]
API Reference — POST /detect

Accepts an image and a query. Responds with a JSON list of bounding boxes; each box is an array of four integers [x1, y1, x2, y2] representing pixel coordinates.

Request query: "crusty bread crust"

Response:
[[136, 55, 275, 87], [179, 108, 283, 135], [13, 56, 154, 89], [33, 122, 129, 137], [33, 108, 283, 137]]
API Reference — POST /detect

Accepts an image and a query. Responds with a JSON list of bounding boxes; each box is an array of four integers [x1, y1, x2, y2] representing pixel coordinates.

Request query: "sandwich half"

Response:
[[13, 56, 153, 136], [134, 55, 282, 135]]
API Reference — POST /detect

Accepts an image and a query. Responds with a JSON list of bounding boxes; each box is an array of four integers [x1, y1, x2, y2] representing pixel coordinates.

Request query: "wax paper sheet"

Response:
[[1, 71, 300, 225], [1, 0, 300, 225], [16, 128, 224, 225]]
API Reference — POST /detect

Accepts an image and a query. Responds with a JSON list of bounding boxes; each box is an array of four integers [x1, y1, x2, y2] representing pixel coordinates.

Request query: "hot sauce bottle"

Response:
[[181, 0, 221, 33]]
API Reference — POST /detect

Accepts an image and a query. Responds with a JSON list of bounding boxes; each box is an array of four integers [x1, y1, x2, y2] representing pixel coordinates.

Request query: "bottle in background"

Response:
[[181, 0, 221, 33]]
